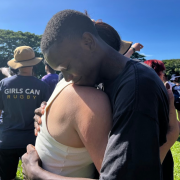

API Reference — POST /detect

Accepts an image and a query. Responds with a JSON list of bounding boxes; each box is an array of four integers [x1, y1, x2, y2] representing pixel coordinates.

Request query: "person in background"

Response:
[[42, 60, 59, 94], [0, 46, 50, 180], [0, 68, 10, 126], [168, 74, 180, 128], [144, 59, 179, 180], [163, 74, 180, 130], [163, 74, 174, 90], [0, 69, 8, 180], [169, 74, 180, 86], [143, 60, 165, 81], [164, 74, 180, 131], [0, 68, 12, 125]]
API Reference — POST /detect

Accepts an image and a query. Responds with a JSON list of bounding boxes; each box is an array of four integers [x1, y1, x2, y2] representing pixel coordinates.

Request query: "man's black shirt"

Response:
[[100, 60, 169, 180]]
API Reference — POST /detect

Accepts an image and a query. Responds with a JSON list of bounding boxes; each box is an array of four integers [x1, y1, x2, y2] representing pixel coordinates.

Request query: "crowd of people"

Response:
[[0, 9, 179, 180]]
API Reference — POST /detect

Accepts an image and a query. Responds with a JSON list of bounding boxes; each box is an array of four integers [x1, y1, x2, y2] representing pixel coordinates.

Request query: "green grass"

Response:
[[171, 136, 180, 180], [15, 160, 23, 180], [16, 137, 180, 180]]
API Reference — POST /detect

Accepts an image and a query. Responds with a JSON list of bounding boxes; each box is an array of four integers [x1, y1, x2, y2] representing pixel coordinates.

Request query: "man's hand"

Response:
[[22, 145, 93, 180], [22, 144, 42, 180], [34, 101, 47, 136], [132, 43, 144, 51]]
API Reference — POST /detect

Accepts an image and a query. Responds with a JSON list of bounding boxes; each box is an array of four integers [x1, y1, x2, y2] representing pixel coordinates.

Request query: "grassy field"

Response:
[[171, 136, 180, 180], [16, 160, 23, 180], [16, 137, 180, 180]]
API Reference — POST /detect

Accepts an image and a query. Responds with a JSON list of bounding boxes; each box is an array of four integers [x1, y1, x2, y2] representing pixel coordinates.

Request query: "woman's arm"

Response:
[[160, 89, 179, 163], [23, 86, 112, 179]]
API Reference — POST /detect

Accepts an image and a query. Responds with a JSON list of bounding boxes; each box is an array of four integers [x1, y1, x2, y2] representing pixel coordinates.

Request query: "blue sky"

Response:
[[0, 0, 179, 60]]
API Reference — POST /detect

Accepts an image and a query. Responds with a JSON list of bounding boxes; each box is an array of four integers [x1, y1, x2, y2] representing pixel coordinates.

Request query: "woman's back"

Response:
[[35, 79, 112, 177]]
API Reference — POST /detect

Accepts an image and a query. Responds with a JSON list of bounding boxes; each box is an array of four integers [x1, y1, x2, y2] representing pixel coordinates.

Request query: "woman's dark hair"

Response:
[[85, 10, 121, 51], [95, 22, 121, 51]]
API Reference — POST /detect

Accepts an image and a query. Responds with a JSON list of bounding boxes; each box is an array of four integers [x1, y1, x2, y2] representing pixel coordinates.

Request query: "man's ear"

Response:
[[81, 32, 96, 52]]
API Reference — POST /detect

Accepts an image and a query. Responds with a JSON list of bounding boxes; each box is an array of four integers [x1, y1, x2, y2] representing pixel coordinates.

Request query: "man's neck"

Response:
[[100, 47, 130, 82], [19, 72, 32, 76]]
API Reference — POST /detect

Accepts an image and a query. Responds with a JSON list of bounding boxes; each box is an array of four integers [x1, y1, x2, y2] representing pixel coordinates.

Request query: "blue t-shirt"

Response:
[[41, 73, 58, 95], [0, 75, 50, 149]]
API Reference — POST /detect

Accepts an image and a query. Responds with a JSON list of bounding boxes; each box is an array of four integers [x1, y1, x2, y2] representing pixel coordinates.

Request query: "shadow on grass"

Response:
[[177, 136, 180, 142]]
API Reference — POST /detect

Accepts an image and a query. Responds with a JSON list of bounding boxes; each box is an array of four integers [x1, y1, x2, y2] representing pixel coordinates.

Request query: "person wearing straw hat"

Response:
[[0, 46, 50, 180]]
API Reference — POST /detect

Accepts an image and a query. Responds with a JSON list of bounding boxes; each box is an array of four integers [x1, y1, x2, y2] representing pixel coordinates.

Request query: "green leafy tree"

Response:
[[0, 29, 45, 78], [162, 59, 180, 79], [131, 52, 146, 62]]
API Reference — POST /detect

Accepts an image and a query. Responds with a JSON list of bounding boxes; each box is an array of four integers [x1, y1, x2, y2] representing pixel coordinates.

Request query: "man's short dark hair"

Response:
[[41, 10, 98, 53]]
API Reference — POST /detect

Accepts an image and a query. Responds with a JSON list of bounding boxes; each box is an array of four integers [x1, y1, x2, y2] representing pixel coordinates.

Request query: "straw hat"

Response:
[[120, 40, 133, 55], [7, 46, 43, 69]]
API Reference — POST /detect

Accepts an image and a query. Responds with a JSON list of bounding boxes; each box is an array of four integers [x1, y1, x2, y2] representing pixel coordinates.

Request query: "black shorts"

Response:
[[0, 148, 27, 180]]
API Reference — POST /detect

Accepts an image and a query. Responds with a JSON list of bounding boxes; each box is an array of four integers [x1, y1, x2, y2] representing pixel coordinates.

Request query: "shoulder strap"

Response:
[[46, 78, 72, 110]]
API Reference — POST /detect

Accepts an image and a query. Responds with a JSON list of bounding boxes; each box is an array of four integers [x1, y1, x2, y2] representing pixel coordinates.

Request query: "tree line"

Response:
[[0, 29, 179, 79], [162, 59, 180, 79], [0, 29, 44, 78]]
